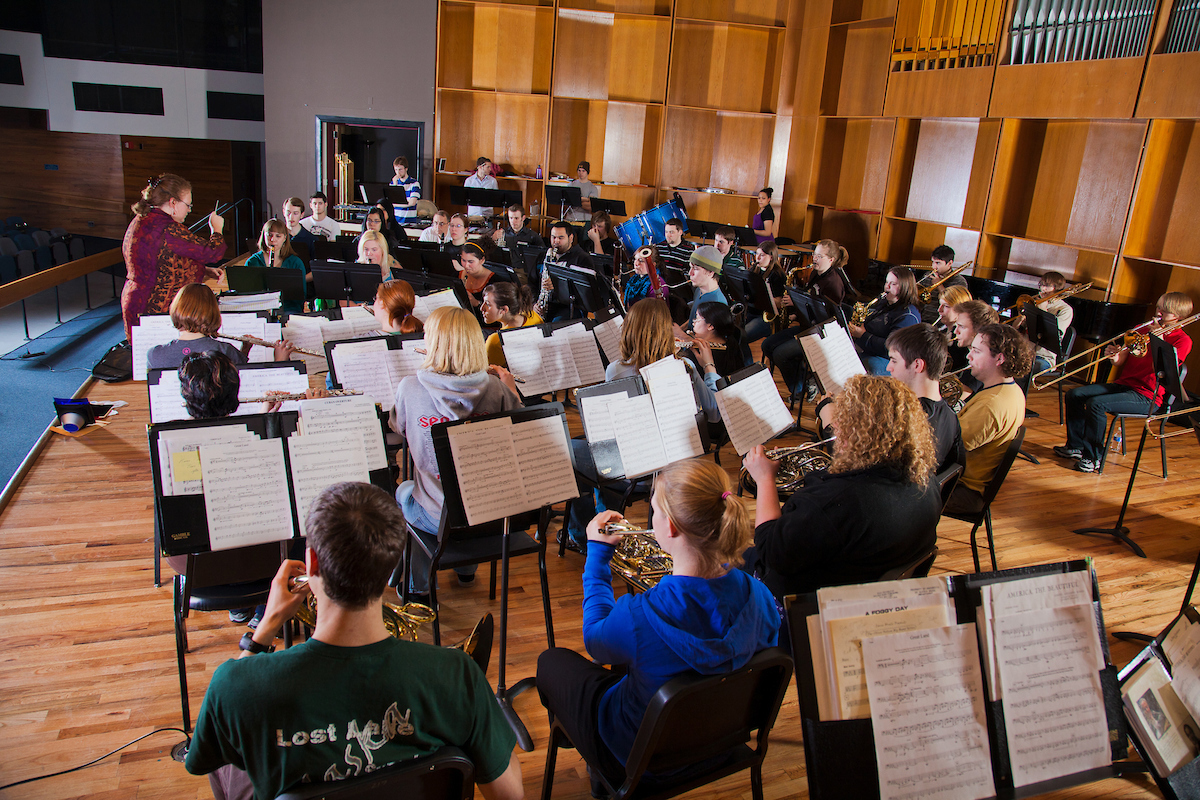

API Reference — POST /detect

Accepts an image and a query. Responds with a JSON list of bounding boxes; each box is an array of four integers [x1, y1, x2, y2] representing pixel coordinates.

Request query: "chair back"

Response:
[[175, 541, 288, 610], [879, 545, 939, 581], [1060, 327, 1078, 363], [275, 745, 474, 799], [979, 426, 1026, 506], [0, 237, 17, 257], [621, 648, 793, 782], [936, 462, 964, 512]]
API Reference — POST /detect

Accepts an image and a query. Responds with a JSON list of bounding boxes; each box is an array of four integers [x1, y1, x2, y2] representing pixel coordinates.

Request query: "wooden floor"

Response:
[[1, 361, 1198, 799]]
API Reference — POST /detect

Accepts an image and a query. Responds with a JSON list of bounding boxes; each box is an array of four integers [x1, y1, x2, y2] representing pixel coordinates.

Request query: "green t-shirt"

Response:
[[185, 637, 515, 799]]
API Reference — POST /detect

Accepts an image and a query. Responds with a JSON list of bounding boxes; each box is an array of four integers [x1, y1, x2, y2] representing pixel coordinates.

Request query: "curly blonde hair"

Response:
[[829, 375, 937, 488]]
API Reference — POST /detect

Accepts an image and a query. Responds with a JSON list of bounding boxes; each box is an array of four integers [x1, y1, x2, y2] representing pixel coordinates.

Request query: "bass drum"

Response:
[[614, 197, 689, 253]]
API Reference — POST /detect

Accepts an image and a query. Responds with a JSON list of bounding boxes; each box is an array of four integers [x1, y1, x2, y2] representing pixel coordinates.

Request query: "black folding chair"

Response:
[[944, 427, 1026, 573], [276, 745, 474, 799]]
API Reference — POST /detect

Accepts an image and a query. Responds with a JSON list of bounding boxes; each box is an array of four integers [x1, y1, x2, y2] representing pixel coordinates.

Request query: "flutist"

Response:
[[146, 284, 296, 372], [1056, 293, 1193, 474]]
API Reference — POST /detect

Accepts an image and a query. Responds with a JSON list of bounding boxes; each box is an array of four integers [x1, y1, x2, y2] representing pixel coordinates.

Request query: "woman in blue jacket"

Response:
[[537, 459, 779, 790]]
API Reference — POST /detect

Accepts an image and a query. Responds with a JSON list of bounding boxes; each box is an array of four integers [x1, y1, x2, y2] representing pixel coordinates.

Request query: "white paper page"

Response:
[[862, 624, 994, 800], [318, 318, 355, 344], [413, 288, 462, 321], [818, 577, 950, 614], [592, 315, 623, 363], [1162, 616, 1200, 724], [158, 426, 256, 495], [808, 614, 837, 722], [384, 349, 424, 390], [234, 367, 309, 415], [609, 394, 668, 479], [330, 340, 396, 411], [532, 335, 576, 393], [199, 438, 294, 550], [281, 316, 329, 374], [340, 306, 381, 336], [639, 357, 704, 463], [511, 417, 579, 510], [715, 368, 794, 455], [501, 327, 552, 396], [446, 417, 527, 525], [218, 313, 271, 364], [555, 323, 605, 387], [219, 291, 281, 312], [1122, 657, 1200, 775], [994, 604, 1110, 787], [132, 315, 179, 381], [579, 394, 620, 442], [799, 321, 867, 395], [286, 432, 371, 537], [148, 370, 188, 423], [297, 395, 387, 470]]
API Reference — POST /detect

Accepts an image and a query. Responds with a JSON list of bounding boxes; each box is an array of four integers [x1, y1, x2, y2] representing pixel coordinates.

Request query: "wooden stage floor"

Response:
[[1, 365, 1198, 799]]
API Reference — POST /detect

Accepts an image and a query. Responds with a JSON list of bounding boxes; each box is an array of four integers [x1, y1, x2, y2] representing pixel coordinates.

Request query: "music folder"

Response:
[[796, 319, 866, 396], [714, 364, 795, 455]]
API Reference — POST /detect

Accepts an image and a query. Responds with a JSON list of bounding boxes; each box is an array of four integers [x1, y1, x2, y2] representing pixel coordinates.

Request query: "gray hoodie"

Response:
[[392, 369, 521, 514]]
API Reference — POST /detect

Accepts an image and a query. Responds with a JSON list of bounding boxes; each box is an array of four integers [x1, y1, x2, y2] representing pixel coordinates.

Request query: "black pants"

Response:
[[537, 648, 626, 786]]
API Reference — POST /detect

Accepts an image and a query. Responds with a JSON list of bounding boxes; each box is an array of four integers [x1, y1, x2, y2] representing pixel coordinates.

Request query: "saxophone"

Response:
[[850, 292, 886, 326], [535, 246, 559, 316]]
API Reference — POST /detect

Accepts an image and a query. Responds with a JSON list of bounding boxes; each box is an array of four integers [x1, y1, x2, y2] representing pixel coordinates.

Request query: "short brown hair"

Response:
[[507, 204, 527, 216], [620, 298, 674, 368], [284, 196, 305, 213], [170, 283, 222, 336], [886, 323, 949, 380], [654, 460, 753, 577], [888, 267, 920, 307], [954, 299, 1000, 335], [1039, 271, 1066, 291], [256, 218, 297, 262], [393, 156, 409, 169], [305, 482, 406, 609], [977, 323, 1033, 378], [132, 173, 191, 217], [1159, 292, 1194, 319]]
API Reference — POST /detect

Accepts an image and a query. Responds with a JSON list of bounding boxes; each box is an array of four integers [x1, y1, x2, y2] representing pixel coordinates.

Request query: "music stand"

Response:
[[421, 250, 460, 278], [748, 270, 777, 320], [686, 219, 718, 242], [1022, 303, 1063, 363], [448, 186, 522, 214], [786, 287, 834, 330], [515, 242, 545, 286], [484, 260, 519, 285], [310, 260, 384, 304], [589, 197, 626, 217], [225, 265, 307, 310], [548, 263, 611, 317], [545, 185, 583, 220], [390, 245, 425, 273], [732, 225, 757, 246]]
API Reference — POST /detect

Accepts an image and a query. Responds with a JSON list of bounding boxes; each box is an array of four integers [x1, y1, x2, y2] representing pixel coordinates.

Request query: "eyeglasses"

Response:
[[174, 198, 193, 211]]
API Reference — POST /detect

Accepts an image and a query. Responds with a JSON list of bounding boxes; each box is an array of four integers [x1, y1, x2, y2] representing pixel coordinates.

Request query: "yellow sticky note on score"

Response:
[[171, 451, 203, 482]]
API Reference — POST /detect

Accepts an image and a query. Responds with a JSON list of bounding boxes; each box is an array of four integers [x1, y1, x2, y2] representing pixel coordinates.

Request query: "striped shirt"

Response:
[[390, 175, 421, 223]]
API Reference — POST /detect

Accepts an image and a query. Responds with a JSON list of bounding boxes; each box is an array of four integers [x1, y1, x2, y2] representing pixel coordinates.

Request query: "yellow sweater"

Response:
[[958, 381, 1025, 494]]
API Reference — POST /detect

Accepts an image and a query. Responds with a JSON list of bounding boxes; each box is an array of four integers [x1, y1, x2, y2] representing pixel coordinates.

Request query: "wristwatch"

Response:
[[239, 632, 275, 654]]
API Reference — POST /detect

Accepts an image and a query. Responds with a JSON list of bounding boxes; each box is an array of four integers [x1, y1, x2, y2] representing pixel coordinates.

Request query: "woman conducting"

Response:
[[537, 459, 779, 795], [481, 282, 541, 368], [743, 374, 941, 600], [389, 307, 521, 599], [245, 219, 307, 314], [122, 173, 227, 340]]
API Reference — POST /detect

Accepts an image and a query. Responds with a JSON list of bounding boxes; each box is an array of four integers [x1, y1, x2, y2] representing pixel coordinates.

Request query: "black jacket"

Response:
[[858, 302, 921, 358]]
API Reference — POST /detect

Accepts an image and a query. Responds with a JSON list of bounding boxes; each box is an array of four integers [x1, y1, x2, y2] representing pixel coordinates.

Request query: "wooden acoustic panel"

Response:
[[877, 217, 980, 266], [121, 137, 234, 236], [549, 99, 661, 185], [1138, 52, 1200, 120], [827, 19, 894, 117], [668, 189, 759, 228], [661, 108, 775, 195], [810, 117, 894, 212], [559, 0, 670, 13], [436, 90, 549, 176], [668, 21, 784, 113], [675, 0, 791, 27], [883, 66, 995, 119], [553, 11, 671, 103], [1126, 120, 1200, 268], [438, 2, 554, 94], [989, 59, 1143, 119], [831, 0, 898, 24], [0, 129, 126, 240], [904, 118, 980, 227]]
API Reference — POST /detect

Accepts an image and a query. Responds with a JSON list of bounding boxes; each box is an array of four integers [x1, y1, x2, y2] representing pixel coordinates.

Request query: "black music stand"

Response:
[[310, 260, 384, 304], [225, 265, 307, 310], [732, 225, 757, 246], [748, 270, 778, 320], [484, 260, 519, 285], [391, 245, 425, 273], [1073, 335, 1180, 558], [687, 219, 718, 242], [545, 185, 582, 221], [786, 287, 834, 330], [548, 263, 612, 317], [448, 186, 522, 216], [420, 250, 459, 278], [589, 197, 626, 217], [1023, 303, 1063, 363]]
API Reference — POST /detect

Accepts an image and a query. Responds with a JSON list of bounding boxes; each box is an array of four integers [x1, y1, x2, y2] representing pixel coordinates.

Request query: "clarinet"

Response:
[[536, 246, 559, 316]]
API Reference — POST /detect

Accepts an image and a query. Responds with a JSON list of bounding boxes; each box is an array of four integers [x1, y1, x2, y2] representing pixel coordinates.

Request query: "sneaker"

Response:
[[456, 572, 476, 588], [1053, 445, 1083, 460], [1075, 458, 1100, 473], [228, 608, 252, 624], [804, 379, 819, 402], [556, 529, 587, 555], [246, 604, 267, 630]]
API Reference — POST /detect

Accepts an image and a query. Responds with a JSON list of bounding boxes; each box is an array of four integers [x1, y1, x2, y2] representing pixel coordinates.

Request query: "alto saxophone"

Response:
[[535, 246, 559, 316], [850, 292, 886, 326]]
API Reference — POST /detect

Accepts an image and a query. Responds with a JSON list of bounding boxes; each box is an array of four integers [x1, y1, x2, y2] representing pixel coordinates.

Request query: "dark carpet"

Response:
[[0, 300, 125, 489]]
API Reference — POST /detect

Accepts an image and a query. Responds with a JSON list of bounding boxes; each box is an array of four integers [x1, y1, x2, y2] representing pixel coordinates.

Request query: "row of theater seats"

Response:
[[0, 216, 87, 286]]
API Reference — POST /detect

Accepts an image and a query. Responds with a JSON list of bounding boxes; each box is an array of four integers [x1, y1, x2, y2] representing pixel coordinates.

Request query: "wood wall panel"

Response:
[[669, 21, 784, 113], [550, 100, 660, 185], [437, 90, 549, 176], [553, 12, 671, 103], [833, 20, 893, 116], [1126, 121, 1200, 268], [121, 137, 234, 235], [665, 190, 758, 226], [1137, 52, 1200, 120], [989, 60, 1143, 120], [438, 2, 553, 94], [883, 66, 995, 118], [560, 0, 670, 13], [1064, 122, 1146, 252], [904, 118, 979, 226], [660, 108, 774, 195], [675, 0, 790, 26], [0, 130, 127, 240]]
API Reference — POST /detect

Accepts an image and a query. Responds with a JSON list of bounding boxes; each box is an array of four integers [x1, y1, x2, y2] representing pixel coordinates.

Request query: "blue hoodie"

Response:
[[582, 541, 780, 764]]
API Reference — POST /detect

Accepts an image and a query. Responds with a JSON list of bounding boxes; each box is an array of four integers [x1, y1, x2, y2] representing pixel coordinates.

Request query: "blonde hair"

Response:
[[133, 173, 191, 218], [1160, 292, 1194, 319], [619, 298, 675, 369], [654, 460, 754, 577], [357, 230, 390, 265], [829, 375, 937, 488], [815, 239, 848, 271], [422, 307, 487, 375], [938, 285, 971, 308], [257, 219, 297, 262], [169, 283, 221, 336]]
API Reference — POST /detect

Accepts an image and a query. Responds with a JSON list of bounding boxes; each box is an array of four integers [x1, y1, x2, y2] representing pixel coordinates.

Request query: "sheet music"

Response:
[[609, 394, 668, 479], [217, 313, 271, 363], [199, 438, 294, 550], [131, 315, 178, 381], [234, 366, 308, 415], [579, 393, 621, 442], [1163, 616, 1200, 723], [412, 288, 462, 321], [554, 323, 606, 386], [862, 624, 994, 800], [446, 418, 528, 524], [799, 321, 866, 395], [1122, 656, 1200, 775], [286, 432, 371, 537], [993, 604, 1110, 787], [298, 395, 387, 470], [715, 368, 794, 455], [157, 425, 257, 495], [318, 318, 355, 343], [330, 340, 396, 411], [511, 416, 578, 510], [281, 315, 328, 374], [592, 315, 623, 362], [540, 334, 580, 392], [149, 370, 189, 423], [340, 305, 383, 336], [639, 357, 704, 464], [501, 327, 553, 396], [807, 614, 837, 722]]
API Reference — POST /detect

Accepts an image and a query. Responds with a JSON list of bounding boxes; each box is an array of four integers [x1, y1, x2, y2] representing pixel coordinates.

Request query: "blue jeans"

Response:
[[743, 316, 772, 344], [1032, 355, 1052, 377], [1064, 383, 1155, 462], [862, 355, 890, 376], [396, 481, 476, 594], [567, 439, 626, 545], [761, 326, 807, 393]]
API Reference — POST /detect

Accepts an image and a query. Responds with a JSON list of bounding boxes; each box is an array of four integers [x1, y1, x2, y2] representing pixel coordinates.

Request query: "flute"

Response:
[[238, 389, 363, 403], [675, 339, 727, 350], [218, 333, 324, 358], [412, 348, 526, 383]]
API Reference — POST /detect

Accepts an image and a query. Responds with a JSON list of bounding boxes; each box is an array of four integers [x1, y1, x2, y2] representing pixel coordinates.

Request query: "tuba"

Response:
[[738, 438, 834, 499]]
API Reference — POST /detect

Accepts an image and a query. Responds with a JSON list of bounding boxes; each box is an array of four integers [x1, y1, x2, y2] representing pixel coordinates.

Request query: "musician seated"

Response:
[[458, 242, 496, 311], [760, 238, 849, 394], [368, 279, 424, 336], [537, 460, 779, 798], [245, 220, 307, 314], [744, 374, 941, 600], [184, 482, 525, 800], [481, 282, 541, 368], [358, 230, 400, 281], [950, 299, 1000, 397], [564, 299, 720, 551], [945, 324, 1031, 514], [179, 350, 328, 418], [682, 301, 751, 378], [147, 283, 294, 370], [419, 210, 451, 245], [1057, 292, 1193, 474], [490, 203, 544, 252], [848, 266, 921, 376], [678, 245, 727, 333], [656, 217, 694, 280], [885, 324, 965, 474], [355, 205, 400, 252], [445, 213, 471, 262], [622, 245, 669, 309], [712, 226, 744, 274], [742, 241, 785, 343], [585, 210, 618, 257], [389, 307, 521, 598], [919, 244, 966, 322], [535, 221, 596, 322], [1029, 271, 1074, 374], [936, 285, 972, 335]]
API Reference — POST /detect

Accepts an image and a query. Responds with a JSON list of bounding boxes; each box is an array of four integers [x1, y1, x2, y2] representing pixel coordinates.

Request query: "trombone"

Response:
[[1032, 312, 1200, 390], [918, 261, 973, 303], [1141, 404, 1200, 441]]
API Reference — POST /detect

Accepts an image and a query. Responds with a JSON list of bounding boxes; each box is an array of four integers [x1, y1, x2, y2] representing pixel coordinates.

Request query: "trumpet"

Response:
[[217, 332, 324, 358], [1032, 312, 1200, 390], [675, 339, 727, 350], [918, 261, 973, 303], [238, 388, 363, 403], [850, 292, 886, 326], [739, 436, 835, 498]]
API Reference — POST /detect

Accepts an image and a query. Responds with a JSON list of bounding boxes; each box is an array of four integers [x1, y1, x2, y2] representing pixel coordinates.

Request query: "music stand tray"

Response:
[[226, 265, 307, 309], [310, 260, 384, 304]]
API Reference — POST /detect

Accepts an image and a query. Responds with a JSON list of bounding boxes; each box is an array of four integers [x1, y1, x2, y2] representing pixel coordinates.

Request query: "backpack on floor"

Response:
[[92, 340, 132, 383]]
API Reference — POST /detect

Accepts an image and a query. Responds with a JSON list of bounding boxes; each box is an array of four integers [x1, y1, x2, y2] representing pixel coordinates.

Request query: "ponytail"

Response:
[[133, 173, 191, 217], [816, 238, 848, 271], [654, 460, 754, 576]]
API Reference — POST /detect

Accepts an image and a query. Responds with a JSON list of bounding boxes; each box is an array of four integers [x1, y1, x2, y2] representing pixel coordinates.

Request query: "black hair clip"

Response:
[[148, 176, 162, 189]]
